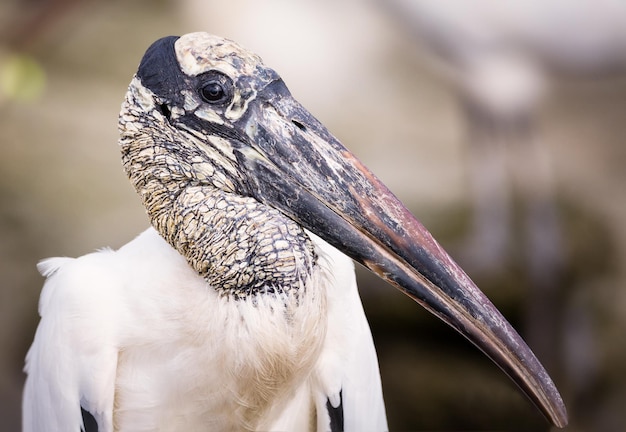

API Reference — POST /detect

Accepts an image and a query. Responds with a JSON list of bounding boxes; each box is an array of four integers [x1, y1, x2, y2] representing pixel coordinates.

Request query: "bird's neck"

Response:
[[120, 129, 317, 300], [154, 184, 318, 300]]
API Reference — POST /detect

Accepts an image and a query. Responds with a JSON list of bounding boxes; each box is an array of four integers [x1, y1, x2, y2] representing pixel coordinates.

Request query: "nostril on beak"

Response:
[[292, 119, 306, 131]]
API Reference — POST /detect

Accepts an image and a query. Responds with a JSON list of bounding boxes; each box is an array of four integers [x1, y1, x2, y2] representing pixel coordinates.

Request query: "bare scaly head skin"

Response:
[[119, 33, 316, 301], [176, 33, 267, 121]]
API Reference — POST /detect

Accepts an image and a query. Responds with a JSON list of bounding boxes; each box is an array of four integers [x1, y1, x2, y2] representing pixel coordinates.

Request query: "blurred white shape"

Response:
[[385, 0, 626, 74]]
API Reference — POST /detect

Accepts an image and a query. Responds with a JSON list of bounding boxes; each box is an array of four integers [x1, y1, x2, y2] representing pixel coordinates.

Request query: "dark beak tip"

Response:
[[555, 411, 569, 428], [545, 391, 568, 428]]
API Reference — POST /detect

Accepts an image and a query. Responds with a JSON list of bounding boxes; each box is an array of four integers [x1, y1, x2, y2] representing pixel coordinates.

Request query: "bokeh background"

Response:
[[2, 0, 626, 430]]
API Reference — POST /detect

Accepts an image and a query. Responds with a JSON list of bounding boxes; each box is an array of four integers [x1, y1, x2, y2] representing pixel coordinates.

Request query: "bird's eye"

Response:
[[197, 71, 234, 106], [200, 82, 225, 102]]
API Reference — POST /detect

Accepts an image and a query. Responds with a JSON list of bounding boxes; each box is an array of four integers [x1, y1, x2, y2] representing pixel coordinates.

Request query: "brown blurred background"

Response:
[[1, 0, 625, 430]]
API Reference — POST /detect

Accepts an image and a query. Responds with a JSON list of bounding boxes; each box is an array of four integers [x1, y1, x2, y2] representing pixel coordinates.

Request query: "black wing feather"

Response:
[[325, 389, 344, 432], [80, 407, 98, 432]]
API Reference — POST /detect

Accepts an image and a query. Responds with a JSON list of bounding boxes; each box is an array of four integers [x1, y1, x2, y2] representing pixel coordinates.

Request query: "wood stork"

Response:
[[22, 32, 568, 431]]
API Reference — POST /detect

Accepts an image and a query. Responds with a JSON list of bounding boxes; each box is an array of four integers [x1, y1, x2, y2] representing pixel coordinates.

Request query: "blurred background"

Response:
[[1, 0, 625, 430]]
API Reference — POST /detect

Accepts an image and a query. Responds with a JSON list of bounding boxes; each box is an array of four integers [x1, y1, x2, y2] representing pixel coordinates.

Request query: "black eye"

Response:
[[200, 81, 226, 103], [197, 71, 234, 105]]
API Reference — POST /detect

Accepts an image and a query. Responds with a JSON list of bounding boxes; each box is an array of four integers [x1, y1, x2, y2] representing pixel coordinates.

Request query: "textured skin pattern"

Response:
[[119, 75, 316, 301], [154, 184, 316, 300]]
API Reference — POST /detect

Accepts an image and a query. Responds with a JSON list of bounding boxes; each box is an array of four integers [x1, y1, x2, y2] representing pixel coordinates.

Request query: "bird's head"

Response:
[[119, 32, 567, 427]]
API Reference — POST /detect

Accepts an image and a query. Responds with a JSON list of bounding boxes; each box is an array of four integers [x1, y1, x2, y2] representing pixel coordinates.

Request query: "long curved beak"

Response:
[[239, 80, 567, 428]]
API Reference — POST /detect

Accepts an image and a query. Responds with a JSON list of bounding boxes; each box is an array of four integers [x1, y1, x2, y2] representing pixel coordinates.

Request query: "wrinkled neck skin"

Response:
[[118, 78, 317, 302]]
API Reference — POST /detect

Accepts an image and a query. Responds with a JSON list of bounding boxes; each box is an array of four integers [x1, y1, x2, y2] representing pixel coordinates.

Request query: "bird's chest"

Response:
[[113, 263, 328, 431]]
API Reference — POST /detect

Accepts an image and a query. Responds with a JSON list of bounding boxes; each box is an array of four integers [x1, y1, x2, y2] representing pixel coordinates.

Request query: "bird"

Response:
[[22, 32, 568, 431]]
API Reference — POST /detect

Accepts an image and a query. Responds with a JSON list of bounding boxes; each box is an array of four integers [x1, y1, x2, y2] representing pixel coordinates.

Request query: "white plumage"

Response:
[[23, 228, 386, 431]]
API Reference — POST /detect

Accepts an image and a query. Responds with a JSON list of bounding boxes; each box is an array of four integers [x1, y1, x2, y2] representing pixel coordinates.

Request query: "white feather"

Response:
[[23, 228, 388, 431]]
